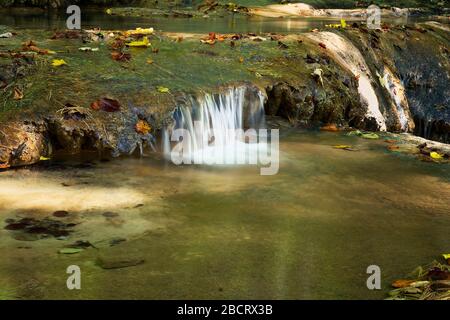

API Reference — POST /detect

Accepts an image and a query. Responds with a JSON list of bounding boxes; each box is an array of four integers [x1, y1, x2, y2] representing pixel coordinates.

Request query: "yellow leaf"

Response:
[[106, 8, 112, 15], [52, 59, 66, 67], [39, 156, 50, 161], [443, 253, 450, 260], [430, 152, 443, 160], [333, 145, 352, 149], [126, 27, 154, 35], [340, 19, 347, 28], [146, 58, 153, 64], [126, 36, 151, 48], [157, 86, 170, 93]]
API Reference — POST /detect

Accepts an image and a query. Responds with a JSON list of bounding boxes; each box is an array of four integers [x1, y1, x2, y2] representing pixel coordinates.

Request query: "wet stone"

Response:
[[4, 217, 77, 240], [53, 210, 69, 218]]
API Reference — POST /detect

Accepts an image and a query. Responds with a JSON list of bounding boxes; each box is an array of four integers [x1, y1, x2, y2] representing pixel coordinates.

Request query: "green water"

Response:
[[0, 130, 449, 299], [1, 9, 415, 34]]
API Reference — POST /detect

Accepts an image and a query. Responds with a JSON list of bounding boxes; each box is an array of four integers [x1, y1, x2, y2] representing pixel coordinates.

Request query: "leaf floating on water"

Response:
[[59, 248, 83, 254], [430, 152, 443, 160], [361, 133, 379, 139], [52, 59, 67, 67], [156, 86, 170, 93], [135, 119, 151, 135], [387, 145, 400, 151], [320, 124, 339, 132], [126, 36, 151, 48], [90, 98, 121, 112]]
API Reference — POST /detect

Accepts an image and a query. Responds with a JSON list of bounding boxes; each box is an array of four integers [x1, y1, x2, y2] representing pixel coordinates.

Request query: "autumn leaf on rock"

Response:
[[90, 98, 121, 112], [135, 119, 151, 135]]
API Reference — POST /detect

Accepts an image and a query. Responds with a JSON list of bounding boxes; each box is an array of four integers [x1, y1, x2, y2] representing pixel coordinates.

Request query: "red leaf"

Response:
[[90, 98, 121, 112]]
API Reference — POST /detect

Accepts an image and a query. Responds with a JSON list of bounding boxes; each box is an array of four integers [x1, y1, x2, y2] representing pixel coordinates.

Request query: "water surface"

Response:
[[0, 130, 449, 299]]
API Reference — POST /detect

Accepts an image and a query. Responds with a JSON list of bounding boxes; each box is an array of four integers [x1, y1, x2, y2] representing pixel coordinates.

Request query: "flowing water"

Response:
[[0, 129, 449, 299]]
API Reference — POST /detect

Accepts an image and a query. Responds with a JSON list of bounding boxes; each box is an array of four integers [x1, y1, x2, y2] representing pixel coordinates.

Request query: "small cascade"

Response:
[[306, 32, 387, 131], [378, 66, 413, 132], [163, 85, 268, 165]]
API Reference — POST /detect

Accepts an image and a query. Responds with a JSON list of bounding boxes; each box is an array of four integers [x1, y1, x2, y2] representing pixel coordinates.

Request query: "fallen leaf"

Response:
[[0, 163, 10, 169], [146, 58, 153, 64], [333, 145, 352, 149], [392, 279, 415, 288], [152, 48, 159, 53], [430, 152, 443, 160], [238, 56, 244, 63], [51, 59, 67, 67], [39, 156, 50, 161], [201, 39, 216, 45], [13, 87, 23, 100], [125, 27, 154, 36], [22, 40, 54, 55], [90, 98, 121, 112], [320, 124, 339, 132], [156, 86, 170, 93], [126, 36, 151, 47], [387, 145, 400, 151], [111, 51, 131, 62], [79, 47, 99, 52], [51, 30, 81, 39], [135, 119, 151, 135], [361, 133, 379, 139], [0, 32, 13, 38]]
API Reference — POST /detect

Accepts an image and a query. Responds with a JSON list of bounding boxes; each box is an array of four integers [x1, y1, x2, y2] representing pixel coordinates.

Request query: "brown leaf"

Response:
[[392, 279, 415, 288], [50, 30, 81, 39], [13, 87, 23, 100], [90, 98, 121, 112], [111, 51, 131, 62]]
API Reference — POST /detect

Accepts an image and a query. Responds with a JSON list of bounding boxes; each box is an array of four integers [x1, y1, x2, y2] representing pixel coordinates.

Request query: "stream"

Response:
[[0, 130, 449, 299]]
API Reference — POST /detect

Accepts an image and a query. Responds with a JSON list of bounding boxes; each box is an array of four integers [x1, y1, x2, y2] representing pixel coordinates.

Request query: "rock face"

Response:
[[0, 121, 49, 168]]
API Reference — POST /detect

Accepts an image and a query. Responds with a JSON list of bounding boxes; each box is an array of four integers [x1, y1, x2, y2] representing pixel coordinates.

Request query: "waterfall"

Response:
[[163, 85, 268, 165], [379, 67, 411, 131]]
